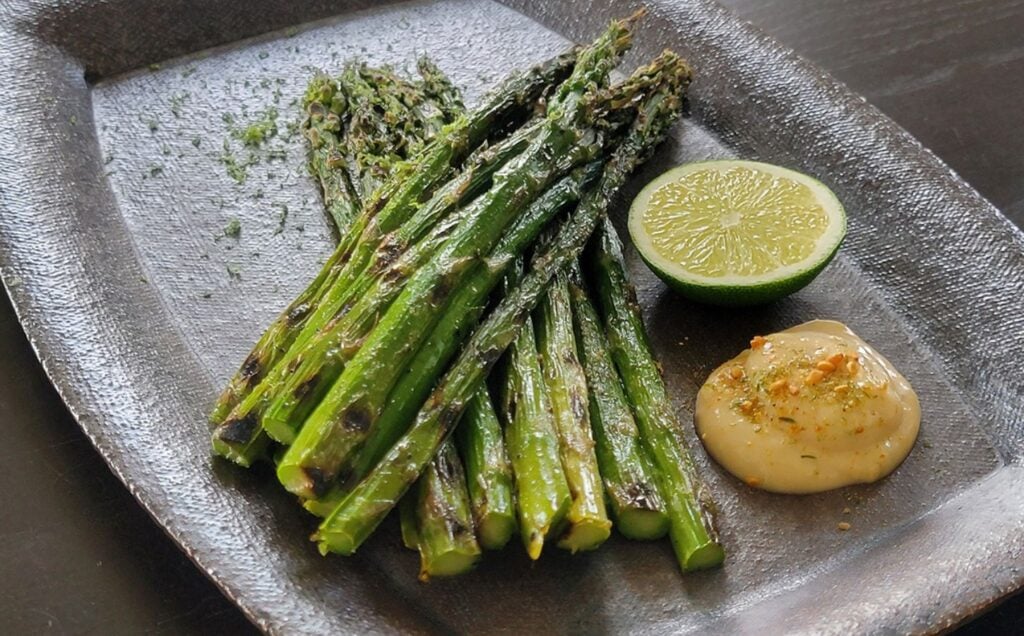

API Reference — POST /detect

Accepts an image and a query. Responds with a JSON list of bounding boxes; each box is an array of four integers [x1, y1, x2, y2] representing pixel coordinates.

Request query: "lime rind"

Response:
[[628, 160, 846, 306]]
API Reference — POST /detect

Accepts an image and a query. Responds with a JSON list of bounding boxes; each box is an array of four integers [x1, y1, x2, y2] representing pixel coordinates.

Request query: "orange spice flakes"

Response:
[[729, 366, 745, 380], [750, 335, 767, 349], [805, 369, 825, 385], [815, 360, 836, 373], [826, 352, 846, 367], [837, 521, 851, 531], [745, 476, 762, 487]]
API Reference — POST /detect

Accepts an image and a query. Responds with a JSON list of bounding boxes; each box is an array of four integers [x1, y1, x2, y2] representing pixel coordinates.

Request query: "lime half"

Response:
[[628, 160, 846, 306]]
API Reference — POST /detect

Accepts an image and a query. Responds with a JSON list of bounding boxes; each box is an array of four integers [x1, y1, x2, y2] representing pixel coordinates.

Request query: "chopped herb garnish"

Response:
[[226, 263, 242, 280], [169, 92, 189, 117], [181, 66, 196, 78], [147, 164, 163, 178], [191, 136, 202, 148], [779, 416, 796, 423], [236, 108, 279, 146], [223, 218, 242, 239], [148, 63, 161, 71], [273, 203, 289, 235], [258, 51, 270, 60]]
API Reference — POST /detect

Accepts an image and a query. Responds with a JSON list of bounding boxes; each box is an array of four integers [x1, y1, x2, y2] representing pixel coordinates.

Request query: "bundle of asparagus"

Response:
[[211, 13, 724, 579]]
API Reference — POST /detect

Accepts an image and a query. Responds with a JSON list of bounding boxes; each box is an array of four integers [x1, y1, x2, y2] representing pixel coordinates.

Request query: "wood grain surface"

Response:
[[0, 1, 1021, 633], [721, 0, 1024, 229]]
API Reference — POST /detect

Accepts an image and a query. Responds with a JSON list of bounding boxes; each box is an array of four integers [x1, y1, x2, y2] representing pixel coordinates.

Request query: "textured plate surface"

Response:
[[1, 0, 1023, 633]]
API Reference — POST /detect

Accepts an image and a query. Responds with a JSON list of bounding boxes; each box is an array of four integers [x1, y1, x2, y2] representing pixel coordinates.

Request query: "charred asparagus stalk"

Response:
[[567, 263, 668, 540], [586, 217, 724, 569], [277, 18, 638, 498], [406, 439, 481, 580], [500, 261, 572, 560], [535, 266, 611, 552], [314, 64, 688, 555], [454, 388, 516, 550]]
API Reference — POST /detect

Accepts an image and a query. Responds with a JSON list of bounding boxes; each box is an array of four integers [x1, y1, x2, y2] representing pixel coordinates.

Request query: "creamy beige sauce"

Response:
[[694, 320, 920, 494]]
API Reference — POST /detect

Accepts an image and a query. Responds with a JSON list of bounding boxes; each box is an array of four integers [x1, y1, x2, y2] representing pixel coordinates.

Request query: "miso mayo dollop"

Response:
[[695, 320, 920, 494]]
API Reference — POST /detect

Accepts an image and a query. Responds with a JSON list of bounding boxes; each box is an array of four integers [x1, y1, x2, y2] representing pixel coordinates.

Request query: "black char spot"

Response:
[[303, 467, 330, 498], [240, 352, 263, 382], [287, 302, 311, 325], [293, 375, 319, 401], [218, 414, 257, 444], [341, 406, 372, 433]]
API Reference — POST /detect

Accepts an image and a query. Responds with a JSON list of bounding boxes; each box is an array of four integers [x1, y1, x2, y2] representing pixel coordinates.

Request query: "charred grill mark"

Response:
[[218, 413, 258, 445], [340, 405, 372, 433], [370, 236, 405, 275], [437, 403, 463, 432], [450, 519, 470, 538], [625, 482, 660, 512], [286, 302, 311, 326], [303, 467, 330, 498], [294, 375, 320, 400], [479, 346, 503, 370], [240, 352, 263, 383], [429, 273, 454, 306]]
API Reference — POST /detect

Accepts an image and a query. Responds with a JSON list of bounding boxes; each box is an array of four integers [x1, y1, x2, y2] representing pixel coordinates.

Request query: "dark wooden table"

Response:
[[1, 1, 1021, 632]]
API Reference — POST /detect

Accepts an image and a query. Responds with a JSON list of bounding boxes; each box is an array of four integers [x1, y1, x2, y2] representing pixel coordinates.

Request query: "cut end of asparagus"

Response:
[[417, 548, 482, 582], [616, 508, 670, 541], [314, 527, 357, 556], [557, 518, 612, 553], [679, 541, 726, 571], [211, 428, 268, 467], [478, 513, 517, 551], [263, 412, 301, 446]]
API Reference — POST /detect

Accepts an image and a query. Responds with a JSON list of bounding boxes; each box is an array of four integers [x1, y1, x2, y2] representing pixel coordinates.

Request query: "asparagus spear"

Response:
[[500, 260, 572, 560], [586, 217, 724, 569], [277, 19, 638, 498], [315, 63, 688, 555], [454, 388, 516, 550], [408, 439, 481, 580], [535, 267, 611, 552], [210, 49, 577, 440], [567, 263, 668, 540]]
